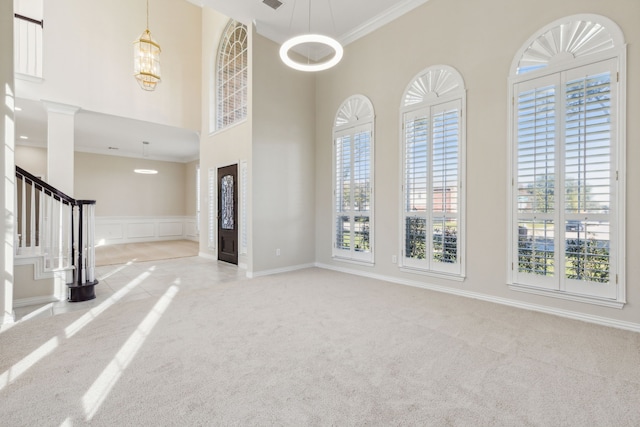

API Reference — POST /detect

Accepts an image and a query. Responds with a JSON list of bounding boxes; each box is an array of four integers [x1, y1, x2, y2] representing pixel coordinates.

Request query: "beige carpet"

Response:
[[1, 266, 639, 425], [95, 240, 199, 266]]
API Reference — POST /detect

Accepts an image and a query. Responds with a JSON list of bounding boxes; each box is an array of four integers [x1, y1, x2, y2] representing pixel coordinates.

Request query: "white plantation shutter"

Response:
[[563, 62, 615, 298], [403, 111, 428, 263], [403, 100, 462, 275], [514, 76, 557, 289], [208, 169, 215, 249], [334, 127, 373, 261], [511, 58, 620, 301], [335, 134, 351, 252], [431, 105, 460, 271], [196, 165, 200, 234], [333, 95, 374, 263]]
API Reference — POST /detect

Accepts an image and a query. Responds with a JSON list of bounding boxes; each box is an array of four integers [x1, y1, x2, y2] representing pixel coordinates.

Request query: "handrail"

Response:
[[15, 166, 98, 302], [15, 166, 75, 206], [14, 13, 43, 28]]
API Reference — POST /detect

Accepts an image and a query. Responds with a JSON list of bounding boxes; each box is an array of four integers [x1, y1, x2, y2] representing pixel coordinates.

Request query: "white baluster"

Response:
[[29, 182, 36, 249], [20, 176, 26, 250]]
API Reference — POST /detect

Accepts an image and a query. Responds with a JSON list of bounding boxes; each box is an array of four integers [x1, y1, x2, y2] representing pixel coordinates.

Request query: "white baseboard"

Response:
[[248, 263, 316, 279], [13, 295, 60, 308], [198, 251, 217, 261], [315, 263, 640, 333], [95, 216, 198, 245], [1, 312, 16, 326]]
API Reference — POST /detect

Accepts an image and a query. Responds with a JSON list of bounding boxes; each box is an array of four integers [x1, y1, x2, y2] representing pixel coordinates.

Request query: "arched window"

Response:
[[333, 95, 375, 263], [216, 20, 248, 130], [508, 14, 626, 306], [400, 65, 466, 278]]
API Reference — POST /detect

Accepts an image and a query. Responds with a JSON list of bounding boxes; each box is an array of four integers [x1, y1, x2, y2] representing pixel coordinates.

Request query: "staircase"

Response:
[[14, 166, 98, 307]]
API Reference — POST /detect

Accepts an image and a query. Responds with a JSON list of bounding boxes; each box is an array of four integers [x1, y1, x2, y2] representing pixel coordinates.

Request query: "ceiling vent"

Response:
[[263, 0, 283, 10]]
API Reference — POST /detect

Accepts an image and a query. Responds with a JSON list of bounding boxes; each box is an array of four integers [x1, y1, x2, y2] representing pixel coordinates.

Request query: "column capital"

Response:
[[41, 100, 80, 115]]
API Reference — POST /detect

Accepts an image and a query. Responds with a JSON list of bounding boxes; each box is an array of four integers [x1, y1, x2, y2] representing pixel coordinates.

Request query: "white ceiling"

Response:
[[15, 0, 429, 164], [193, 0, 429, 59]]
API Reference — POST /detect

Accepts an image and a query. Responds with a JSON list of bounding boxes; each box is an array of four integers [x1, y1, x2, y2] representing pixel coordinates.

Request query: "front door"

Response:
[[217, 164, 238, 265]]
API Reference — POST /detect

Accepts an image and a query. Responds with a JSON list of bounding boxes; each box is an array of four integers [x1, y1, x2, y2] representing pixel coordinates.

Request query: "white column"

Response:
[[1, 0, 16, 325], [42, 101, 79, 196]]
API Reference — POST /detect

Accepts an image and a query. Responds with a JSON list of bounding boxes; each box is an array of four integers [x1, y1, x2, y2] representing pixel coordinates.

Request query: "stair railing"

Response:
[[15, 166, 98, 301]]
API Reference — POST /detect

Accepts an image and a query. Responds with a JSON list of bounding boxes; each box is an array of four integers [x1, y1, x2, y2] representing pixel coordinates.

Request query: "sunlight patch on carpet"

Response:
[[82, 284, 180, 421], [65, 268, 154, 339], [0, 337, 59, 392]]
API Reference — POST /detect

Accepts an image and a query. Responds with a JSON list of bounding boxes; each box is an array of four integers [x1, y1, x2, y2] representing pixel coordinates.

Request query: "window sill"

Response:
[[399, 266, 465, 282], [209, 117, 248, 137], [332, 256, 374, 267], [509, 283, 625, 309]]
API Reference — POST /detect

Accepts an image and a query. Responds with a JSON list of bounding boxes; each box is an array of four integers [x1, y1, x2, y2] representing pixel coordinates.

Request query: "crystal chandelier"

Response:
[[133, 0, 161, 90]]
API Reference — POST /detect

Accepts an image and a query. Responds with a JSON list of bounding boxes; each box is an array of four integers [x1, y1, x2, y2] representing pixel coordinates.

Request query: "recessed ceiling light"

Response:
[[15, 106, 22, 111], [134, 169, 158, 175], [19, 135, 28, 140]]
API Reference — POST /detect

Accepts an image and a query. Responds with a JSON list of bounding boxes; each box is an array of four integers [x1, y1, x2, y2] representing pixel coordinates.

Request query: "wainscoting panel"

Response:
[[95, 222, 124, 241], [185, 219, 198, 239], [95, 216, 198, 245], [158, 222, 184, 237], [127, 223, 155, 239]]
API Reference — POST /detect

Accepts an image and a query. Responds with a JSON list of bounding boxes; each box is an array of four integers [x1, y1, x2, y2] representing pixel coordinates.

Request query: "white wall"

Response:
[[314, 0, 640, 327], [15, 0, 202, 131]]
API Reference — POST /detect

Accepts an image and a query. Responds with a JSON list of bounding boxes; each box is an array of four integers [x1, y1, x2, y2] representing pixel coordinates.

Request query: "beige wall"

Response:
[[184, 160, 199, 217], [315, 0, 640, 325], [251, 33, 316, 273], [199, 12, 316, 274], [74, 152, 189, 217], [15, 145, 47, 177], [16, 0, 202, 131], [199, 8, 253, 265], [15, 146, 195, 218]]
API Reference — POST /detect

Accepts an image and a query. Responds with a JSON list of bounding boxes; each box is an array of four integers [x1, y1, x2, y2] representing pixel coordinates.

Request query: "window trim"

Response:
[[506, 14, 627, 308], [214, 20, 248, 132], [332, 95, 375, 264], [399, 65, 466, 279]]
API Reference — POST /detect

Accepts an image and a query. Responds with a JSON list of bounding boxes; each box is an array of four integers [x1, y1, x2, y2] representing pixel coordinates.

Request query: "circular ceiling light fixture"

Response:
[[279, 34, 343, 72]]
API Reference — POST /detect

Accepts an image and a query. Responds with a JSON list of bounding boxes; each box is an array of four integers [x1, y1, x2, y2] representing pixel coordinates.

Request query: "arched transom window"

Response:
[[216, 20, 248, 130], [401, 65, 466, 278], [333, 95, 375, 263], [508, 14, 626, 307]]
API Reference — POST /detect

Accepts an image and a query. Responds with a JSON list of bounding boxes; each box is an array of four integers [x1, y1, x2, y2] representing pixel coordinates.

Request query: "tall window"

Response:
[[401, 66, 466, 278], [216, 20, 248, 130], [508, 15, 626, 306], [333, 95, 374, 263]]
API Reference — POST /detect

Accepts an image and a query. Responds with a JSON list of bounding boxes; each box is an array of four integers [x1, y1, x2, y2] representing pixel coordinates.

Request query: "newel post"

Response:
[[67, 199, 98, 302]]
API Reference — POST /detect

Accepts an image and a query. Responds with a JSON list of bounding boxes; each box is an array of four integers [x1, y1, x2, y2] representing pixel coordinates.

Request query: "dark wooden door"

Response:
[[217, 164, 238, 265]]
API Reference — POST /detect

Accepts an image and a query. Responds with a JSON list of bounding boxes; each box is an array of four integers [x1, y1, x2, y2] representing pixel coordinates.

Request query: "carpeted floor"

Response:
[[1, 264, 639, 426], [95, 240, 199, 266]]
